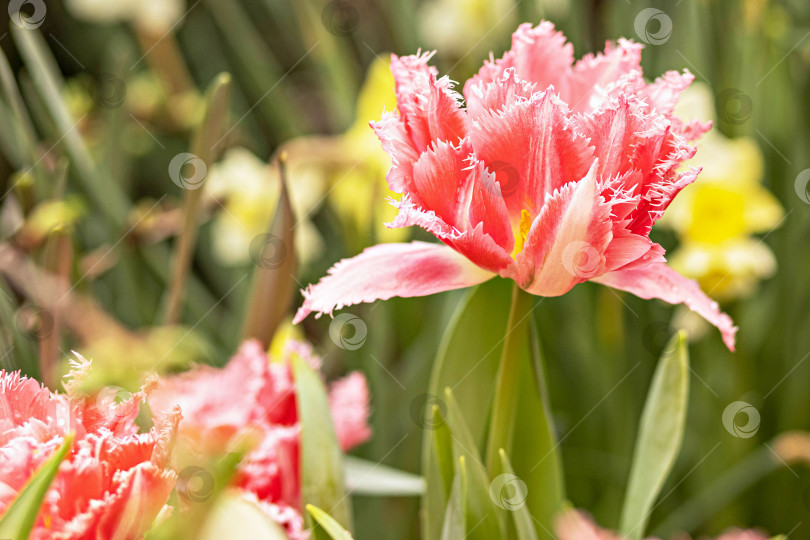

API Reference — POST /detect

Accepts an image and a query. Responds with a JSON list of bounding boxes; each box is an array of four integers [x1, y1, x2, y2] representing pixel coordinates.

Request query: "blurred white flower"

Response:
[[65, 0, 185, 34]]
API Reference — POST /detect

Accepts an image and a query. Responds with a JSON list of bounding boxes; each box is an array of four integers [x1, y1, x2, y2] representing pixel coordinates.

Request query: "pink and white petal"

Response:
[[390, 53, 466, 151], [568, 39, 643, 112], [465, 68, 536, 119], [372, 112, 422, 193], [513, 162, 613, 296], [470, 91, 594, 219], [293, 242, 495, 322], [463, 22, 574, 101], [640, 69, 694, 114], [592, 262, 738, 350]]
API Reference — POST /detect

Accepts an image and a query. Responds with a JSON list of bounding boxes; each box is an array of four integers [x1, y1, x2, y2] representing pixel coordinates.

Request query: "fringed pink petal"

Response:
[[294, 242, 495, 322], [513, 162, 613, 296], [641, 69, 695, 114], [390, 52, 466, 151], [592, 262, 738, 350], [371, 112, 422, 193], [465, 67, 536, 119], [568, 39, 643, 112], [411, 139, 473, 230], [464, 21, 574, 102]]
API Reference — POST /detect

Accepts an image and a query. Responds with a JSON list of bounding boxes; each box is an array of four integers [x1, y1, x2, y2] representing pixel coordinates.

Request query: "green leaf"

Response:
[[0, 433, 73, 539], [293, 354, 352, 529], [432, 403, 455, 499], [198, 494, 288, 540], [421, 278, 512, 540], [308, 504, 355, 540], [442, 388, 504, 540], [439, 457, 467, 540], [498, 449, 539, 540], [620, 331, 690, 539], [508, 312, 564, 530], [343, 456, 424, 496]]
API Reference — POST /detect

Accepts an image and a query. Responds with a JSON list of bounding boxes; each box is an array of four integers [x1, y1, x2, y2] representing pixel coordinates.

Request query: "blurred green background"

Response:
[[0, 0, 809, 538]]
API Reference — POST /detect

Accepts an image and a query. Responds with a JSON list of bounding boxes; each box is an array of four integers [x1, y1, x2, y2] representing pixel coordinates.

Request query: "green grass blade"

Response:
[[293, 353, 352, 529], [620, 331, 690, 538], [308, 504, 355, 540]]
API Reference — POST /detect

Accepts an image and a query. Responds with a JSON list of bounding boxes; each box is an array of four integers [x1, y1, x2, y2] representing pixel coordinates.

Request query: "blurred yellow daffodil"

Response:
[[204, 147, 325, 266], [662, 83, 784, 299]]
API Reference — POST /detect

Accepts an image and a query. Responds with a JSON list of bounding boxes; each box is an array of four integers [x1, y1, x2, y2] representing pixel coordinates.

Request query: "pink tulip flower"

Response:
[[147, 340, 371, 539], [0, 358, 178, 540], [294, 21, 737, 350]]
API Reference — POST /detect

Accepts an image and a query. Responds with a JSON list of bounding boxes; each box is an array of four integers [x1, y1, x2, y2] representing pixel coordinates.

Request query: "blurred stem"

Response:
[[39, 231, 72, 388], [163, 73, 232, 325], [134, 29, 195, 96], [485, 283, 534, 472]]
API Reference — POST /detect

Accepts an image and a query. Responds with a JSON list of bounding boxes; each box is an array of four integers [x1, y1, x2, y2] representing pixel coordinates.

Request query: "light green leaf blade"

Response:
[[439, 457, 467, 540], [508, 314, 564, 530], [199, 494, 288, 540], [292, 354, 352, 529], [308, 504, 355, 540], [344, 456, 424, 496], [0, 433, 73, 539], [421, 278, 512, 540], [442, 388, 504, 540], [620, 331, 690, 539], [498, 449, 539, 540]]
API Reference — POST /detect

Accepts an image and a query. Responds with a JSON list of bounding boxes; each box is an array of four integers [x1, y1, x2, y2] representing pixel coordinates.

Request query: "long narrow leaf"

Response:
[[620, 331, 690, 538], [343, 456, 424, 496], [293, 353, 352, 529], [498, 449, 539, 540], [308, 505, 355, 540]]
